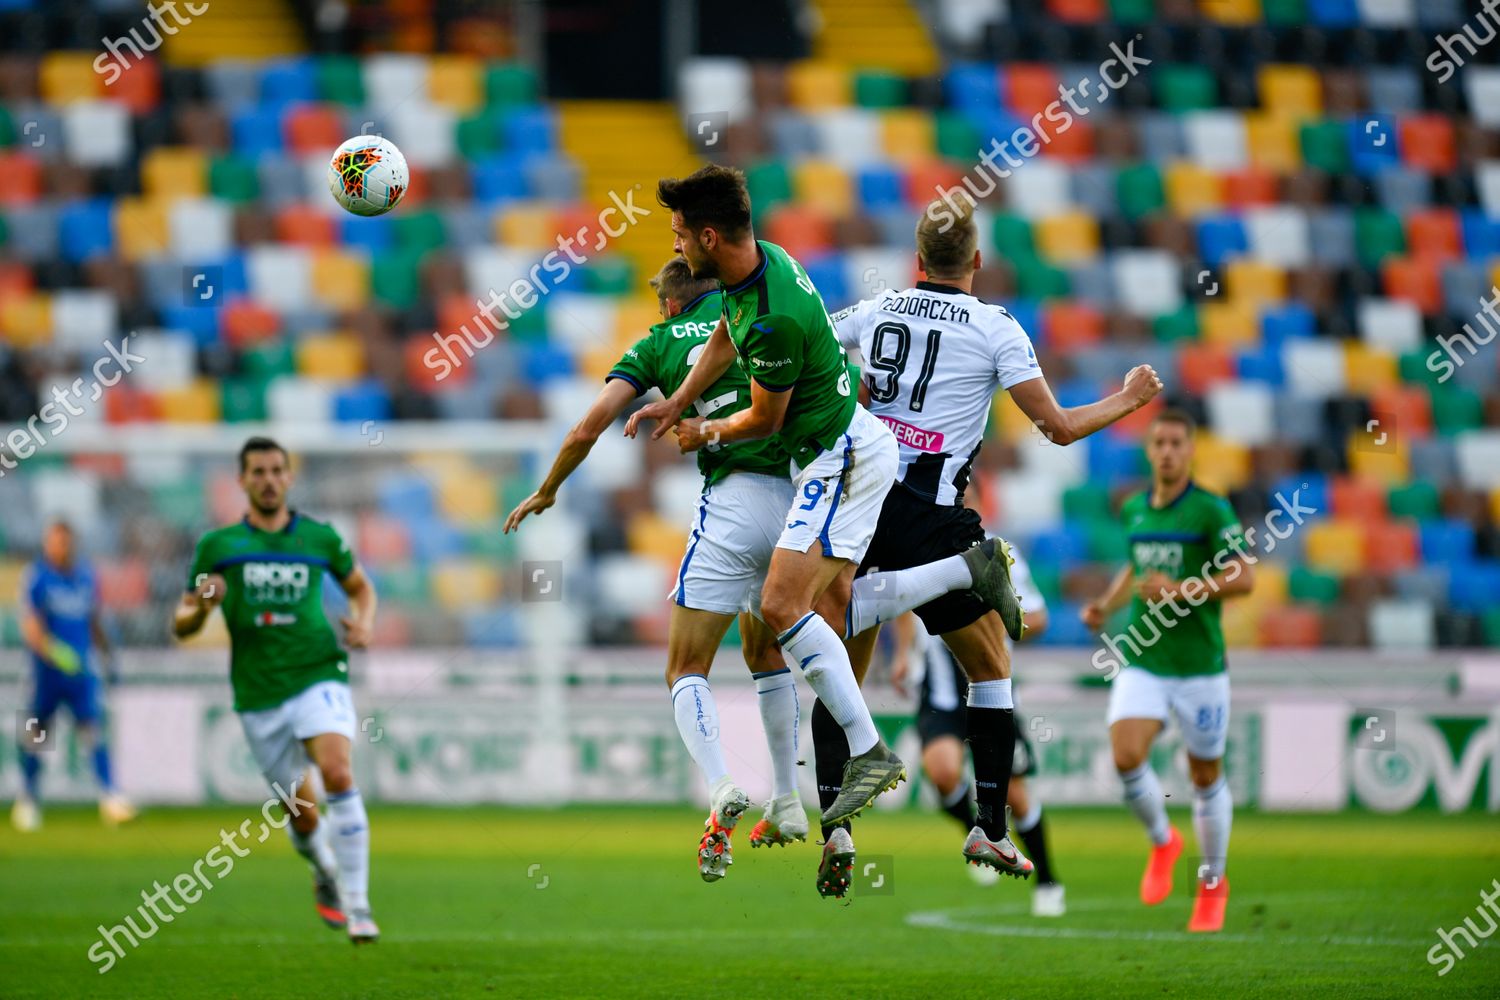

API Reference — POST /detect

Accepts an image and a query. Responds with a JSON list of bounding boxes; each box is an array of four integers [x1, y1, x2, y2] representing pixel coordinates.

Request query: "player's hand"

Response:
[[1080, 601, 1108, 631], [45, 638, 83, 675], [890, 654, 911, 698], [1122, 364, 1164, 408], [503, 491, 555, 533], [673, 418, 710, 453], [624, 397, 684, 441], [341, 615, 373, 650], [194, 573, 228, 610], [1136, 572, 1177, 602]]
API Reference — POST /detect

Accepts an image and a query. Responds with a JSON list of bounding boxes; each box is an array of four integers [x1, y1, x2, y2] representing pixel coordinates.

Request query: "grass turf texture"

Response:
[[2, 805, 1496, 999]]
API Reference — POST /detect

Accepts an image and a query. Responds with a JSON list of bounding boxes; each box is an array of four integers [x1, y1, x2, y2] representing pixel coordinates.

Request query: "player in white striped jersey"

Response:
[[814, 194, 1163, 883]]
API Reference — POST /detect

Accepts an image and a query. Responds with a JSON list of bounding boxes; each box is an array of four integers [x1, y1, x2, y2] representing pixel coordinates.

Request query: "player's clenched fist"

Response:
[[194, 573, 228, 609], [1123, 364, 1164, 407], [1079, 600, 1108, 631]]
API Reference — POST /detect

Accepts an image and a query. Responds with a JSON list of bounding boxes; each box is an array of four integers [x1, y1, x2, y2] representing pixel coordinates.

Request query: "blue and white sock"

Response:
[[753, 669, 800, 799], [1193, 776, 1232, 881], [18, 745, 41, 801], [289, 819, 338, 878], [326, 788, 370, 912], [779, 612, 879, 756], [844, 555, 973, 638], [1120, 763, 1171, 846], [670, 674, 729, 792]]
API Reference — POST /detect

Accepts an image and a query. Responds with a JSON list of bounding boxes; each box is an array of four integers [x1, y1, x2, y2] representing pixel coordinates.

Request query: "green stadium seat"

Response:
[[242, 342, 294, 380], [1013, 257, 1070, 299], [1153, 304, 1199, 343], [0, 106, 14, 147], [1428, 384, 1483, 435], [394, 210, 447, 256], [1261, 0, 1307, 25], [1289, 565, 1341, 606], [991, 213, 1035, 258], [1154, 65, 1217, 112], [370, 247, 424, 310], [854, 70, 907, 108], [1387, 481, 1440, 520], [485, 63, 538, 106], [1398, 345, 1446, 390], [1482, 608, 1500, 647], [934, 111, 979, 162], [1354, 208, 1406, 270], [220, 376, 269, 422], [1109, 0, 1155, 22], [1083, 518, 1128, 561], [152, 480, 205, 528], [1116, 163, 1166, 220], [584, 257, 636, 295], [315, 55, 365, 105], [209, 155, 260, 203], [1299, 120, 1350, 174], [456, 112, 502, 159], [1062, 482, 1113, 521]]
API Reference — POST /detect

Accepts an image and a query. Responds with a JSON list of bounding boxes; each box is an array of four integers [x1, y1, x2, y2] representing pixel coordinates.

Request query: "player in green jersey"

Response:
[[172, 437, 380, 943], [1081, 410, 1255, 934]]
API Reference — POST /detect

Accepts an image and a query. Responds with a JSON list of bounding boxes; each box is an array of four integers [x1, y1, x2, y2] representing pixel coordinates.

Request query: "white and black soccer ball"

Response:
[[327, 135, 409, 217]]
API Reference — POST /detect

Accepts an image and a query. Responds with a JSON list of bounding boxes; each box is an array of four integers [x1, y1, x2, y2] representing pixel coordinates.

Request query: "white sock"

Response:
[[326, 789, 370, 912], [1120, 763, 1171, 845], [844, 554, 973, 637], [753, 668, 800, 799], [1193, 776, 1232, 881], [288, 818, 338, 878], [966, 678, 1013, 709], [779, 612, 879, 755], [1015, 800, 1042, 833], [670, 674, 729, 792]]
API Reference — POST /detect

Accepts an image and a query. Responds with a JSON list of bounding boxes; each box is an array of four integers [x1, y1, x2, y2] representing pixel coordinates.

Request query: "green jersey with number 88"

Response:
[[608, 288, 790, 485], [719, 241, 857, 467]]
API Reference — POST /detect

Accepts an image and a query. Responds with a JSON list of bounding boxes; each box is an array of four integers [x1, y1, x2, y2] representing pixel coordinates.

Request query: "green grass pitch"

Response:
[[3, 805, 1496, 998]]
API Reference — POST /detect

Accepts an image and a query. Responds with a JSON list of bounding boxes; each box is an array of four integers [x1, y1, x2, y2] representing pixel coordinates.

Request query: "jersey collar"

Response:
[[720, 243, 769, 297], [679, 288, 718, 314], [242, 510, 300, 533], [1150, 480, 1196, 511], [915, 280, 968, 296]]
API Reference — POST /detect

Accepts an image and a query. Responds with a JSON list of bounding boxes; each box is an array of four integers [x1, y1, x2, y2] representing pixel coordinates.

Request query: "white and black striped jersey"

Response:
[[831, 281, 1043, 506]]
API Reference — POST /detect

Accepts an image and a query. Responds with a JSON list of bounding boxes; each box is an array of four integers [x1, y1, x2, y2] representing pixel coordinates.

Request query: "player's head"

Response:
[[1146, 409, 1195, 485], [41, 519, 74, 567], [657, 165, 753, 280], [238, 436, 292, 515], [650, 256, 718, 320], [916, 193, 981, 285]]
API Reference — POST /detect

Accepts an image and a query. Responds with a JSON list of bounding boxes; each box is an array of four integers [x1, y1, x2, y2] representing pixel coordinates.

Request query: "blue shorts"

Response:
[[29, 667, 102, 727]]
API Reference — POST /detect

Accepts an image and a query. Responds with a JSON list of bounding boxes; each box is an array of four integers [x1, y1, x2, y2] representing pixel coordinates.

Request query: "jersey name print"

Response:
[[832, 281, 1043, 505]]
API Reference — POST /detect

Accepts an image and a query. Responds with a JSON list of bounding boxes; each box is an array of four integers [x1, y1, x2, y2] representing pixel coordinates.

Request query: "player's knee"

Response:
[[1113, 744, 1148, 773], [1188, 757, 1222, 788], [318, 759, 354, 794], [290, 803, 319, 834], [665, 657, 712, 687], [925, 759, 962, 795], [759, 593, 801, 635], [1007, 779, 1029, 816]]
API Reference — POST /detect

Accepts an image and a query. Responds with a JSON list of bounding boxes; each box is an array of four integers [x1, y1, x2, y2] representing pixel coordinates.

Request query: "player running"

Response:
[[820, 194, 1162, 895], [12, 520, 136, 832], [893, 545, 1065, 916], [1081, 410, 1254, 933], [172, 437, 381, 944]]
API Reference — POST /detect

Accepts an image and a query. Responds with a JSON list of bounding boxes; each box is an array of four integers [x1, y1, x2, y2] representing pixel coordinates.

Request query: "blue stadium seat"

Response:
[[260, 57, 319, 110], [1306, 0, 1359, 27], [520, 342, 574, 384], [159, 305, 223, 348], [58, 198, 114, 262], [1196, 215, 1248, 267], [340, 214, 395, 253], [502, 108, 556, 156], [379, 473, 436, 521], [1236, 343, 1284, 385], [1089, 436, 1148, 482], [408, 519, 466, 563], [799, 252, 848, 307], [1037, 600, 1092, 646], [944, 63, 1001, 113], [333, 381, 392, 423], [1273, 473, 1328, 520], [471, 154, 530, 204], [1461, 210, 1500, 258], [1261, 303, 1315, 346], [232, 105, 285, 158], [462, 609, 525, 648], [1022, 528, 1087, 567], [856, 165, 905, 212], [1448, 561, 1500, 613], [1420, 519, 1475, 564], [1350, 116, 1401, 175]]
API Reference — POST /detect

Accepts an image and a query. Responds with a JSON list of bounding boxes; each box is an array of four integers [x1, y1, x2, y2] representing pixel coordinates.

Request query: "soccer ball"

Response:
[[327, 135, 409, 217]]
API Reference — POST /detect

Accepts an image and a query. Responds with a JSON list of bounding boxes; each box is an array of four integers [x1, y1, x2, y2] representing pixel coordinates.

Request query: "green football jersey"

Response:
[[608, 288, 790, 485], [720, 241, 857, 467], [187, 513, 356, 712], [1119, 482, 1247, 677]]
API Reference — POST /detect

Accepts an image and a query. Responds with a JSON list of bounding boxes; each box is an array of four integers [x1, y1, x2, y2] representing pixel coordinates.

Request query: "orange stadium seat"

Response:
[[284, 105, 347, 155]]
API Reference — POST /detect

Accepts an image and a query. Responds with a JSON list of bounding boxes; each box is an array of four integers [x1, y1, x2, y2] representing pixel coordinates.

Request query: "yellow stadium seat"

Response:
[[787, 61, 852, 110], [628, 511, 690, 565], [612, 296, 661, 344], [0, 558, 29, 604], [1164, 163, 1223, 216], [296, 332, 365, 380], [1241, 562, 1288, 609], [1490, 487, 1500, 524], [1258, 65, 1322, 117], [142, 147, 207, 201], [880, 109, 935, 163], [1244, 114, 1302, 171], [437, 467, 498, 521], [495, 203, 557, 250], [310, 250, 370, 311], [432, 559, 502, 610], [1036, 212, 1100, 264], [1191, 431, 1251, 494], [1343, 342, 1398, 395], [993, 392, 1036, 444], [1225, 260, 1285, 306], [1199, 301, 1258, 346], [1347, 430, 1410, 484], [792, 160, 853, 218], [113, 197, 170, 261], [1220, 600, 1263, 648], [0, 292, 51, 348], [428, 55, 481, 113], [1203, 0, 1261, 24], [1303, 520, 1366, 575], [40, 52, 101, 104], [157, 380, 221, 423]]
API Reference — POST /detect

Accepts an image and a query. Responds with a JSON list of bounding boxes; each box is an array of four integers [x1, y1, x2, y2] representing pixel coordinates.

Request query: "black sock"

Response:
[[812, 698, 851, 840], [941, 779, 976, 832], [965, 706, 1015, 841], [1015, 808, 1057, 884]]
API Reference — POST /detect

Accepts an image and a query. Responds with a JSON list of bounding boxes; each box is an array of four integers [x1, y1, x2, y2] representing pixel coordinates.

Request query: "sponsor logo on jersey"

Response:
[[877, 415, 944, 452], [751, 356, 792, 369], [254, 611, 298, 627], [241, 561, 311, 605], [1131, 541, 1183, 575]]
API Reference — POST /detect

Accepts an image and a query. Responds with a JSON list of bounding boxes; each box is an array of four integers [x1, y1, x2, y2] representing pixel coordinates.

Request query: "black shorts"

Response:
[[916, 638, 1035, 778], [858, 483, 988, 635]]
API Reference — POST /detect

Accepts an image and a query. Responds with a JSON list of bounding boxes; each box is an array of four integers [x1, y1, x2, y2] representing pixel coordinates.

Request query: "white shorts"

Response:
[[1106, 666, 1230, 761], [670, 471, 796, 616], [237, 680, 357, 795], [778, 406, 898, 563]]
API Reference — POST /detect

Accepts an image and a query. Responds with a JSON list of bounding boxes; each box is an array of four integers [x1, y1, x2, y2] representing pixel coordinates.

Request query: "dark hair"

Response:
[[1151, 408, 1197, 434], [649, 256, 718, 305], [239, 436, 288, 472], [656, 165, 752, 240]]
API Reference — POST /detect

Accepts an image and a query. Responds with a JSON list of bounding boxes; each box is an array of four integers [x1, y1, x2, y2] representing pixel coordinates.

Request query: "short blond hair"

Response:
[[917, 193, 979, 280], [649, 256, 717, 305]]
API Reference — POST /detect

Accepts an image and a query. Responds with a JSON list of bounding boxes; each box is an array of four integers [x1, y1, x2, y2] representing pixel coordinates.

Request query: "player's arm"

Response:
[[173, 572, 226, 640], [337, 565, 377, 650], [1008, 365, 1163, 446], [625, 318, 735, 441], [1080, 565, 1133, 630], [18, 571, 83, 673], [675, 377, 790, 451], [504, 378, 639, 532], [1138, 558, 1255, 605]]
